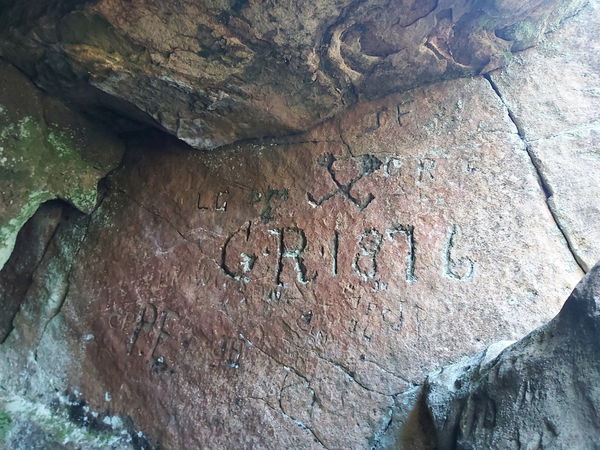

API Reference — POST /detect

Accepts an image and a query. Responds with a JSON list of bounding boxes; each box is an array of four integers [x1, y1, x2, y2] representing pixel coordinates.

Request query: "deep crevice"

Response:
[[0, 201, 67, 344], [484, 73, 588, 273], [0, 148, 125, 346]]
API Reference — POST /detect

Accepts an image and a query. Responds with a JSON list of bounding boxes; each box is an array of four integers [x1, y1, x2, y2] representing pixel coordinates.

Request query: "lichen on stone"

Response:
[[0, 409, 12, 442], [0, 63, 124, 270], [0, 394, 139, 449]]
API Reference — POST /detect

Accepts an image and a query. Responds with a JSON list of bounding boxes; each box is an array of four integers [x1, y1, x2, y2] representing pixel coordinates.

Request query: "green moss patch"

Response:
[[0, 409, 12, 442], [0, 63, 124, 270]]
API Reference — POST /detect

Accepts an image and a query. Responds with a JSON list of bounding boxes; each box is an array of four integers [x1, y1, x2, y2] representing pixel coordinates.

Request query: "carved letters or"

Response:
[[418, 158, 436, 181], [218, 336, 244, 369], [126, 303, 178, 360], [211, 152, 475, 289], [215, 190, 229, 211], [444, 225, 475, 281], [221, 222, 256, 283], [270, 227, 316, 285], [332, 230, 339, 276], [359, 101, 411, 133], [219, 223, 474, 288], [386, 225, 418, 283], [198, 190, 230, 212], [353, 230, 383, 280], [307, 153, 382, 210], [127, 303, 157, 355], [252, 188, 288, 224]]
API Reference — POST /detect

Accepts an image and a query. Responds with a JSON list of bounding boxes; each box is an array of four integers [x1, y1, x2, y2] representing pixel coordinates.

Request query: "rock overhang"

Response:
[[0, 0, 588, 150]]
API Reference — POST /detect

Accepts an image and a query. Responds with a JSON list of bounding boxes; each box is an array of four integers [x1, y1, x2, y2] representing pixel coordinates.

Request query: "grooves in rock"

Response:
[[484, 73, 588, 274]]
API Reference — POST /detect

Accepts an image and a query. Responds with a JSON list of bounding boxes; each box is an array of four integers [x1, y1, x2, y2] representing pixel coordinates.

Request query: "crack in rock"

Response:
[[484, 74, 587, 273], [248, 395, 329, 449]]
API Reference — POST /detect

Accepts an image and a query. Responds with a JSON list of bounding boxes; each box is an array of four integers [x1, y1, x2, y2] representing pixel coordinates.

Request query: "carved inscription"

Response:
[[307, 153, 383, 210], [251, 188, 288, 223], [220, 223, 474, 288], [217, 336, 244, 369], [198, 190, 230, 212], [418, 158, 436, 181], [396, 101, 411, 126], [353, 230, 383, 280], [221, 222, 256, 283], [206, 149, 476, 290], [150, 310, 176, 359], [270, 227, 317, 285], [346, 297, 405, 341], [384, 158, 402, 177], [386, 225, 418, 283], [111, 301, 250, 370], [332, 230, 339, 276], [444, 225, 475, 281], [359, 101, 412, 133], [361, 107, 393, 133], [127, 303, 157, 355], [126, 302, 178, 359], [351, 225, 418, 283], [216, 190, 229, 211]]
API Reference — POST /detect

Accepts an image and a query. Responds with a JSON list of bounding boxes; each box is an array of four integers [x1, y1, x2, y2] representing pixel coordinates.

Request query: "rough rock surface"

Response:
[[0, 3, 598, 449], [0, 62, 124, 270], [0, 392, 144, 449], [0, 74, 584, 448], [0, 0, 586, 149], [0, 202, 153, 449], [488, 0, 600, 272], [0, 201, 66, 342], [416, 261, 600, 449]]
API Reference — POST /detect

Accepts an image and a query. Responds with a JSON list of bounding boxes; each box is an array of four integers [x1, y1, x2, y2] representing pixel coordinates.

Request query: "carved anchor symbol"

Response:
[[307, 153, 383, 210]]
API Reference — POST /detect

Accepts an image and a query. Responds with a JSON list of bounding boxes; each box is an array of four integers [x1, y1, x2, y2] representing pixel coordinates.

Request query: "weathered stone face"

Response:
[[418, 260, 600, 450], [2, 75, 577, 448], [0, 62, 124, 270], [488, 0, 600, 272], [1, 3, 599, 448], [0, 0, 586, 149], [0, 202, 66, 342]]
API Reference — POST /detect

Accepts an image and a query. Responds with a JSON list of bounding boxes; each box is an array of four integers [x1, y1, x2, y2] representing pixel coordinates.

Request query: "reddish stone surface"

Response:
[[46, 77, 583, 448], [489, 1, 600, 273]]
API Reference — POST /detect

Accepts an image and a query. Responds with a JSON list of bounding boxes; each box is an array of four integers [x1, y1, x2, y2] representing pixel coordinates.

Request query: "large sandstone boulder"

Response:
[[417, 260, 600, 449], [0, 73, 584, 447], [0, 0, 586, 149], [0, 2, 599, 449]]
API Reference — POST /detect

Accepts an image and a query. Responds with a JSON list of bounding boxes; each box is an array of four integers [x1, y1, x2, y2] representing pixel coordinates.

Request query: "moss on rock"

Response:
[[0, 393, 143, 449], [0, 63, 124, 270], [0, 409, 12, 442]]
